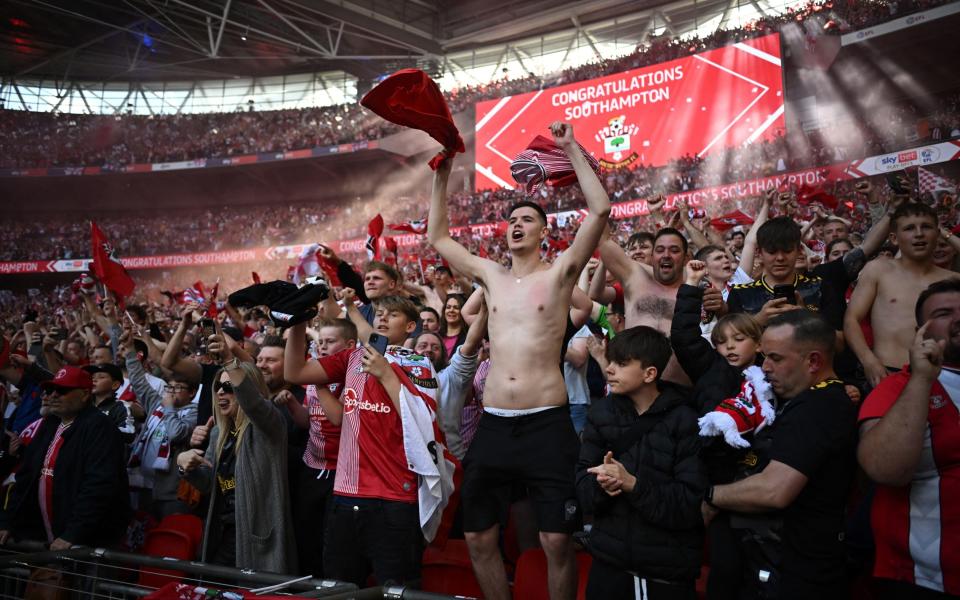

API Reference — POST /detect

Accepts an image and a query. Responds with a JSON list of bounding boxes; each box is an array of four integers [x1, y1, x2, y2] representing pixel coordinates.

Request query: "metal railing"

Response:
[[0, 542, 468, 600]]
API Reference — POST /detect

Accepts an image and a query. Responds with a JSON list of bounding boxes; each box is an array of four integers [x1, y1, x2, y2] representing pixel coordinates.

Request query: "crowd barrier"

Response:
[[0, 541, 467, 600]]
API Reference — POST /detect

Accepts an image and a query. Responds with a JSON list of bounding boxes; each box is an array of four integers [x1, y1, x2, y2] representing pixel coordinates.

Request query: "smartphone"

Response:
[[199, 318, 216, 353], [368, 332, 389, 355], [53, 327, 68, 341], [886, 172, 910, 195], [772, 284, 796, 305]]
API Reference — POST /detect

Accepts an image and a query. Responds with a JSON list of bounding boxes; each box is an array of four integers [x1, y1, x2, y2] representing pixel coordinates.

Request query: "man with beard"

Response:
[[429, 122, 609, 600], [413, 300, 488, 459], [256, 335, 308, 547], [599, 227, 694, 385], [857, 278, 960, 597], [845, 203, 955, 389]]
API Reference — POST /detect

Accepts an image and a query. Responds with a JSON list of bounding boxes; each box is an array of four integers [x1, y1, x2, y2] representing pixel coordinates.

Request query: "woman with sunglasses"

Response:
[[176, 332, 296, 573]]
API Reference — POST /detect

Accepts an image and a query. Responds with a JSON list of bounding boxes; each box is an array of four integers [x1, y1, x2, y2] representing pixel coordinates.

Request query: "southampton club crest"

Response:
[[594, 115, 640, 169]]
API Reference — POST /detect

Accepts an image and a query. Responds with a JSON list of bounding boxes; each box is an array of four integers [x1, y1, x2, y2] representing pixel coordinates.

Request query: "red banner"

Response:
[[475, 33, 785, 190]]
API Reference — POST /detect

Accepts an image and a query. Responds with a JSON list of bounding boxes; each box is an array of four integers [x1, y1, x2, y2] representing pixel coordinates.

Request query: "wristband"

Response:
[[223, 357, 241, 371], [705, 485, 717, 508]]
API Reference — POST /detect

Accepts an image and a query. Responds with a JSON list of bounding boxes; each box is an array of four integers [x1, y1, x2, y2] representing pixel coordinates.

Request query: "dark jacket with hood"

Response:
[[575, 384, 707, 581]]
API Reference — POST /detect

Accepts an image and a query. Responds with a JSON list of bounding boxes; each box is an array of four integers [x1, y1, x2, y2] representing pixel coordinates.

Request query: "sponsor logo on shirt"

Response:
[[342, 387, 392, 415], [930, 395, 947, 410]]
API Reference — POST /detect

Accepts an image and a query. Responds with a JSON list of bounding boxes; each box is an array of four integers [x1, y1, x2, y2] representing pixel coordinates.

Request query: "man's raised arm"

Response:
[[553, 123, 610, 278], [427, 159, 489, 283]]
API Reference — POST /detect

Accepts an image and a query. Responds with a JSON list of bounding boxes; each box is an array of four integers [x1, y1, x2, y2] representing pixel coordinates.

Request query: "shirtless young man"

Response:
[[845, 202, 955, 389], [428, 122, 609, 600], [599, 222, 697, 385]]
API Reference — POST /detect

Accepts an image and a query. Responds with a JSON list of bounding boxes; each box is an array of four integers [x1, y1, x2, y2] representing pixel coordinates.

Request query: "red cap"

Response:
[[41, 366, 94, 392]]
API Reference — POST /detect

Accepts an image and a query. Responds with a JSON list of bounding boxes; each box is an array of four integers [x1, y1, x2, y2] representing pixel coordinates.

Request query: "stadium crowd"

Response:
[[2, 1, 960, 599], [0, 0, 956, 171], [2, 89, 959, 264], [1, 119, 959, 598]]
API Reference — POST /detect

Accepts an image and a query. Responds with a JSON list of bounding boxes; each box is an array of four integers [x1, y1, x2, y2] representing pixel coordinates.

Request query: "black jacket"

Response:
[[671, 284, 746, 415], [575, 386, 706, 582], [671, 284, 759, 483], [0, 405, 130, 546]]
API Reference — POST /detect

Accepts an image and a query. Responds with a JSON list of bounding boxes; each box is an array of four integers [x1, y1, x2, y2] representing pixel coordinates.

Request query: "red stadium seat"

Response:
[[137, 528, 194, 589], [512, 549, 592, 600], [421, 539, 484, 598], [157, 513, 203, 557]]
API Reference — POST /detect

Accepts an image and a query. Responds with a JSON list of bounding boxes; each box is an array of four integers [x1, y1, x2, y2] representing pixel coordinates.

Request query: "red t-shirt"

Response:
[[859, 367, 960, 594], [318, 347, 438, 503]]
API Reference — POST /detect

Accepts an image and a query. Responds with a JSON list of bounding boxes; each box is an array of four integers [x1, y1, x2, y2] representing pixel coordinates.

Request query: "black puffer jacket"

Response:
[[671, 284, 757, 483], [575, 385, 707, 582], [670, 284, 745, 415]]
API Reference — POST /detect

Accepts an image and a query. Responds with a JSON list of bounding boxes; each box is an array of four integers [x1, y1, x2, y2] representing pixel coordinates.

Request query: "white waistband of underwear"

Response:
[[484, 405, 557, 417]]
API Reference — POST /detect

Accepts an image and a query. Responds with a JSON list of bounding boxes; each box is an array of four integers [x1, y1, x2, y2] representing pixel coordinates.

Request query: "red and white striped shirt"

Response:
[[318, 347, 438, 503], [303, 383, 342, 472], [860, 367, 960, 594]]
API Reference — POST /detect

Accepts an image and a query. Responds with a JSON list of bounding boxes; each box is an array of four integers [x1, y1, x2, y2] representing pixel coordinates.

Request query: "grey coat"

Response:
[[184, 376, 296, 574]]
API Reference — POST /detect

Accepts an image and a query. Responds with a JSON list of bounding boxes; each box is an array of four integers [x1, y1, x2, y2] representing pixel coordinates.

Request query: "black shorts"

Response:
[[461, 405, 580, 534]]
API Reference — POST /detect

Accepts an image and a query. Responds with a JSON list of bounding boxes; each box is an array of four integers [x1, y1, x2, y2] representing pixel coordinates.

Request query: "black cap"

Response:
[[83, 363, 124, 383]]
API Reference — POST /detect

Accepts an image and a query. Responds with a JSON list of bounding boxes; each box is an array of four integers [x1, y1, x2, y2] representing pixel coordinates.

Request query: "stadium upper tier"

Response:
[[0, 0, 949, 172]]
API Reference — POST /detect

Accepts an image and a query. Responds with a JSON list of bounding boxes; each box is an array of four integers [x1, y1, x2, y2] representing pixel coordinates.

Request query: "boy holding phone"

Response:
[[283, 295, 442, 586], [727, 217, 845, 329]]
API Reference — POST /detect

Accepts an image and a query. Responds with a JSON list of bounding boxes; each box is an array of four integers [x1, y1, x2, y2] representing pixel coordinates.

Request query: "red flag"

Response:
[[384, 237, 398, 255], [389, 218, 428, 235], [709, 210, 755, 232], [90, 222, 135, 299], [206, 281, 219, 318], [796, 184, 838, 209], [252, 272, 262, 284], [366, 214, 384, 260], [316, 247, 342, 286]]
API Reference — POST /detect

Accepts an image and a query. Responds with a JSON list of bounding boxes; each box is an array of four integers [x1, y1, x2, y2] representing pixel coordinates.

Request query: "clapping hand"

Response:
[[587, 451, 637, 496]]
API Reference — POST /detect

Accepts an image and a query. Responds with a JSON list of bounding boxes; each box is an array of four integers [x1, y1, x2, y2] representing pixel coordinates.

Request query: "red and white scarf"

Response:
[[39, 422, 71, 542], [128, 406, 171, 472]]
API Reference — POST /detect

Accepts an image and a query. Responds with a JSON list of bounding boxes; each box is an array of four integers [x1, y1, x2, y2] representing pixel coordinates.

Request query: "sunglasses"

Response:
[[215, 381, 234, 394], [164, 384, 192, 393], [46, 386, 81, 396]]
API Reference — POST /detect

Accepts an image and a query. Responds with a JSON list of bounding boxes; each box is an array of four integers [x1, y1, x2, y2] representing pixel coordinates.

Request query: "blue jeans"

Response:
[[570, 403, 589, 435]]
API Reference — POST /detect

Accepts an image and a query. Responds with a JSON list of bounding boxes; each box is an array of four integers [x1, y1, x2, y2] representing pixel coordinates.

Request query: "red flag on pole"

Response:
[[388, 218, 428, 235], [366, 214, 384, 260], [384, 237, 398, 255], [252, 271, 262, 284], [206, 280, 219, 318], [90, 222, 135, 299], [316, 247, 342, 286]]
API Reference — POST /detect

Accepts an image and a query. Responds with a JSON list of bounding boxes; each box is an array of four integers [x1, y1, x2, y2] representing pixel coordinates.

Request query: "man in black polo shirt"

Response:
[[702, 311, 857, 598]]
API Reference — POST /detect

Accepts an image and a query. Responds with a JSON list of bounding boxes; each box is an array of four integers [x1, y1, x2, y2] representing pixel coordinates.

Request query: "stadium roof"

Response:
[[0, 0, 746, 83]]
